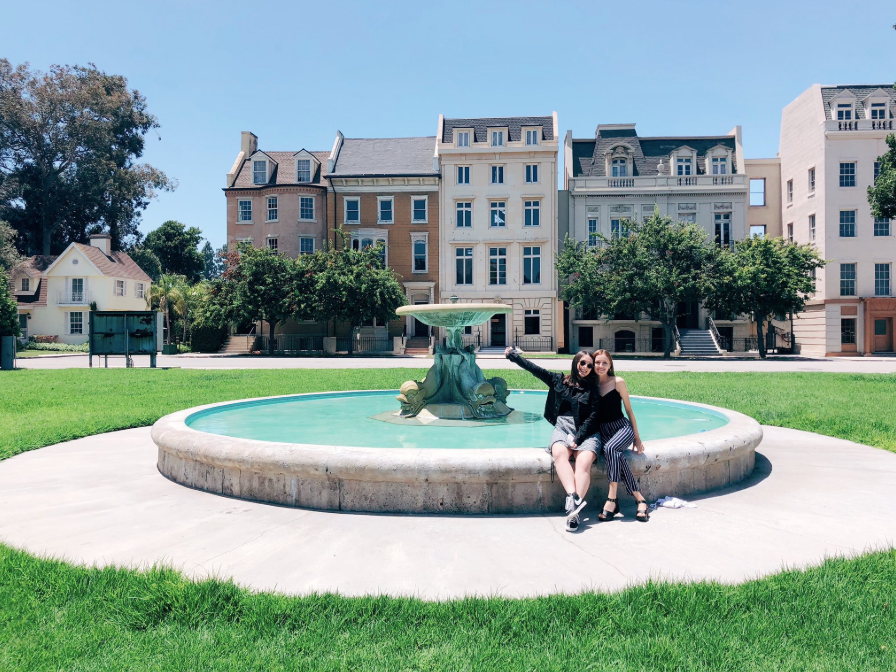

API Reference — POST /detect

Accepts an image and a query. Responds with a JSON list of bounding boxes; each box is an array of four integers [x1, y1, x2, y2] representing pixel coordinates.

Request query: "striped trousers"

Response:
[[600, 417, 639, 495]]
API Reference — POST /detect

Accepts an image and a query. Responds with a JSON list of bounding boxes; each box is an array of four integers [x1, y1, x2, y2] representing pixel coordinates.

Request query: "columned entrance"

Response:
[[862, 298, 896, 354]]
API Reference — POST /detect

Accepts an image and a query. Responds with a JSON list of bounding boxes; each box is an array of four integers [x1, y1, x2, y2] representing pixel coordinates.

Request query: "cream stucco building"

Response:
[[436, 114, 560, 351], [779, 84, 895, 356]]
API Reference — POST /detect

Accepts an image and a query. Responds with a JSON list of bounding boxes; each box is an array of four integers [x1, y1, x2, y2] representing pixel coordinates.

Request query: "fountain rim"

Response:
[[396, 303, 513, 316]]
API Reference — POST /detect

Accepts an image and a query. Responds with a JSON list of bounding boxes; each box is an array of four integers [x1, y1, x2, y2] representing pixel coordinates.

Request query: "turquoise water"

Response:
[[186, 391, 729, 450]]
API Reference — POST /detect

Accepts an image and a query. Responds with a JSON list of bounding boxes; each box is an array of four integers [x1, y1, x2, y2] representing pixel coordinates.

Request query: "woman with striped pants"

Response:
[[592, 350, 650, 522]]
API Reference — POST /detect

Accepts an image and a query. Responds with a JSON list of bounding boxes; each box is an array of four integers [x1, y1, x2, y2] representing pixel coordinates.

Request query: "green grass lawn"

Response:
[[1, 368, 895, 670]]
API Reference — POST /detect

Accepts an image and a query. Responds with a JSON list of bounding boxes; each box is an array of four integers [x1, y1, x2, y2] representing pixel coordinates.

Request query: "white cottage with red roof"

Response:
[[10, 234, 153, 344]]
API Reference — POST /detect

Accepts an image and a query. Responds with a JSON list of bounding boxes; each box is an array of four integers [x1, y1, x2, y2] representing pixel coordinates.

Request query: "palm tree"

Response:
[[146, 274, 187, 345]]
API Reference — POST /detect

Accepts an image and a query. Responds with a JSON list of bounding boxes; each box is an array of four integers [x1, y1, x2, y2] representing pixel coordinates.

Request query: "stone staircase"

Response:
[[405, 337, 430, 355], [677, 329, 723, 356], [219, 334, 255, 355]]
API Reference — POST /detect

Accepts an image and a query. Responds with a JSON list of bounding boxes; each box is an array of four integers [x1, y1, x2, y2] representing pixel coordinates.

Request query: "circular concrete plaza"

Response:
[[0, 425, 894, 599]]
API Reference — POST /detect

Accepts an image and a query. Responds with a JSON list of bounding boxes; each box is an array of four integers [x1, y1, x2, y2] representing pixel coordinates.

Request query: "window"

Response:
[[69, 312, 83, 335], [579, 326, 594, 348], [296, 159, 312, 182], [715, 212, 732, 248], [809, 167, 816, 193], [20, 278, 29, 292], [457, 166, 470, 184], [456, 247, 473, 285], [712, 157, 728, 175], [491, 131, 504, 147], [874, 218, 891, 236], [837, 104, 852, 121], [525, 129, 539, 146], [839, 162, 856, 187], [412, 197, 427, 223], [523, 246, 541, 285], [344, 198, 360, 223], [840, 210, 856, 237], [524, 200, 540, 227], [676, 157, 692, 176], [841, 318, 856, 345], [456, 131, 470, 148], [612, 158, 627, 177], [524, 309, 540, 335], [679, 213, 696, 224], [300, 196, 315, 221], [874, 161, 881, 182], [611, 218, 627, 238], [412, 236, 428, 273], [809, 214, 816, 243], [840, 263, 856, 296], [491, 165, 504, 184], [114, 280, 125, 296], [238, 199, 252, 222], [875, 263, 891, 296], [749, 179, 766, 206], [299, 237, 314, 255], [135, 282, 145, 299], [787, 223, 793, 242], [876, 319, 888, 336], [253, 160, 266, 184], [352, 236, 386, 265], [786, 179, 793, 203], [525, 164, 539, 183], [267, 196, 278, 221], [456, 201, 472, 228], [587, 218, 598, 247], [377, 197, 394, 224], [71, 278, 84, 302], [489, 247, 507, 285], [750, 225, 766, 238], [266, 237, 278, 252], [490, 201, 506, 228], [870, 103, 887, 120]]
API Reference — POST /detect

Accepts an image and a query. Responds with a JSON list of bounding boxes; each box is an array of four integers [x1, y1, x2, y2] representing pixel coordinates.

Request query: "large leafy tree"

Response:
[[868, 132, 896, 220], [145, 273, 187, 345], [557, 213, 718, 358], [144, 220, 204, 283], [129, 246, 162, 282], [0, 270, 18, 337], [0, 59, 174, 255], [704, 236, 826, 359], [201, 241, 224, 281], [0, 221, 21, 272]]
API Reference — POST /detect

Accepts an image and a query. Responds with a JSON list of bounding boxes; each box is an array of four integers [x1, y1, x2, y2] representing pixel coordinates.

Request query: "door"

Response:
[[676, 301, 699, 329], [19, 315, 28, 340], [874, 318, 893, 352], [413, 301, 429, 337], [490, 314, 506, 347]]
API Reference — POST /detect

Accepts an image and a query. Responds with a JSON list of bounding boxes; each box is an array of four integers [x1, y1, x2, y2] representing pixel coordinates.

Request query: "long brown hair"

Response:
[[564, 350, 595, 388], [592, 349, 615, 377]]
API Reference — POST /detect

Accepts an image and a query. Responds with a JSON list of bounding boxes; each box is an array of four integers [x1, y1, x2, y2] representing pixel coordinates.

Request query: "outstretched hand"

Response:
[[504, 346, 515, 356], [633, 437, 645, 454]]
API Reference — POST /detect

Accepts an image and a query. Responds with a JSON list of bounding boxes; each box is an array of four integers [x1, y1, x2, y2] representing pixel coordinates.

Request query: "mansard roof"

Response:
[[820, 85, 896, 120], [229, 150, 330, 189], [328, 137, 438, 176], [442, 116, 554, 144]]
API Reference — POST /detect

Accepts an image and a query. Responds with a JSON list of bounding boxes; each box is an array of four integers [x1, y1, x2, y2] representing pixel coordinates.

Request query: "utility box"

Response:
[[88, 311, 160, 367]]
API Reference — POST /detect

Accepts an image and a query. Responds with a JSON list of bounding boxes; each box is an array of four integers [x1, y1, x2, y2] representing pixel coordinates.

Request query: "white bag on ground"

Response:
[[651, 496, 696, 511]]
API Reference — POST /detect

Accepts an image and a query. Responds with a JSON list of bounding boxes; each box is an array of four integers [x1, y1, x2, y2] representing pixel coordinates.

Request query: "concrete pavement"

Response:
[[0, 426, 894, 599]]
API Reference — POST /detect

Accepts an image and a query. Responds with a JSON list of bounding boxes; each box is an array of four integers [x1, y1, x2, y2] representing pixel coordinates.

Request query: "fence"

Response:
[[514, 335, 554, 352], [335, 335, 393, 353], [597, 337, 664, 354], [254, 334, 325, 353], [718, 331, 778, 354]]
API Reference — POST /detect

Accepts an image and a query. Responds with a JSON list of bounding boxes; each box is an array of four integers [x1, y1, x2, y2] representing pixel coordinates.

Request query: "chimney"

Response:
[[90, 234, 111, 255], [241, 131, 258, 157]]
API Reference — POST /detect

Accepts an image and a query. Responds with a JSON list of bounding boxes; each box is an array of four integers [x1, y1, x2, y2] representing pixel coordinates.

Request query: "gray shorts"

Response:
[[546, 415, 601, 455]]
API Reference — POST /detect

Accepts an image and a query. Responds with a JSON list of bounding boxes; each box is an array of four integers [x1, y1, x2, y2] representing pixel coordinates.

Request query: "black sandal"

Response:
[[597, 498, 619, 521], [635, 498, 650, 522]]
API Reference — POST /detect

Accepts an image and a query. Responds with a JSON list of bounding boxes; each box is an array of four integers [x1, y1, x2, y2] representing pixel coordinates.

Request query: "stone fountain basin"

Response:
[[152, 392, 762, 514], [396, 302, 512, 328]]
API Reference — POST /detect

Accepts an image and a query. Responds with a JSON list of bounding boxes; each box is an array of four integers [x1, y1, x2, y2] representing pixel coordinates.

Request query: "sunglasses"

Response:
[[578, 362, 593, 369]]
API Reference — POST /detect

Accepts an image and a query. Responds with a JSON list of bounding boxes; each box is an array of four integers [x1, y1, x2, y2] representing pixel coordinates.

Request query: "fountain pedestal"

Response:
[[396, 303, 513, 420]]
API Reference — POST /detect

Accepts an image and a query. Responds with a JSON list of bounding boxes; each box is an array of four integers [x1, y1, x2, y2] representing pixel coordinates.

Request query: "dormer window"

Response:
[[525, 129, 539, 146], [296, 159, 311, 182], [20, 278, 30, 292], [611, 158, 627, 177], [870, 102, 888, 120], [712, 157, 728, 175], [253, 160, 267, 185], [456, 131, 470, 148], [836, 103, 852, 121], [677, 157, 692, 176], [491, 131, 504, 147]]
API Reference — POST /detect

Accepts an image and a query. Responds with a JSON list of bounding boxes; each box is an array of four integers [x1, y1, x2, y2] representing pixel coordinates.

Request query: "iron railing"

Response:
[[672, 325, 681, 352], [707, 316, 723, 350], [598, 337, 664, 354], [334, 335, 393, 353], [254, 334, 325, 353], [514, 335, 554, 352]]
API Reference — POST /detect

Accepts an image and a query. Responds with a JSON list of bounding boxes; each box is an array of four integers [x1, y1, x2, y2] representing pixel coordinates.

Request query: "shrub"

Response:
[[190, 323, 227, 353], [23, 340, 88, 353], [30, 335, 58, 344]]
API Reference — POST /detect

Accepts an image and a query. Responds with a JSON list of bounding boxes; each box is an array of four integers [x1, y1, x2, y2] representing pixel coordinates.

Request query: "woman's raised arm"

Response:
[[504, 347, 557, 387]]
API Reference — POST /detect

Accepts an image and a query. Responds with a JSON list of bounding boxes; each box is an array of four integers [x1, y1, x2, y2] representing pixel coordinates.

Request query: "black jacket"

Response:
[[507, 351, 600, 443]]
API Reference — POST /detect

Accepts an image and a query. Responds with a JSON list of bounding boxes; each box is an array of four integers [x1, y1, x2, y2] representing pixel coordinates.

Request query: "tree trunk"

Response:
[[268, 320, 275, 356], [663, 321, 673, 359], [348, 325, 356, 355], [755, 312, 767, 359]]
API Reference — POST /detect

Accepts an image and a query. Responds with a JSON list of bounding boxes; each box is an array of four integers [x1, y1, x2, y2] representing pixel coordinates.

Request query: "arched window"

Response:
[[614, 330, 636, 353]]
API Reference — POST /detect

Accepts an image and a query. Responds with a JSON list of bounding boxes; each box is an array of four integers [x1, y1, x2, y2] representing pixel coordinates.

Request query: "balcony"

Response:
[[56, 291, 93, 306], [569, 173, 747, 193], [825, 119, 894, 133]]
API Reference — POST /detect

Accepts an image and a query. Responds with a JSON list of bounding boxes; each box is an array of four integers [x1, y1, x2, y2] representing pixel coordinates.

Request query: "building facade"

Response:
[[436, 114, 560, 351], [563, 124, 750, 353], [745, 157, 783, 239], [779, 84, 895, 356]]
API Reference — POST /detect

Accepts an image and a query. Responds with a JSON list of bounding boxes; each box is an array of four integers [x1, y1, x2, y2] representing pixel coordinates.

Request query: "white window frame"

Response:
[[456, 201, 472, 228], [266, 195, 278, 222], [69, 311, 83, 335], [875, 263, 891, 296], [839, 210, 857, 238], [869, 102, 889, 120], [839, 162, 856, 188], [676, 157, 692, 176], [455, 247, 473, 286], [490, 130, 505, 147], [410, 232, 428, 274], [344, 197, 360, 224], [524, 128, 540, 146], [525, 164, 539, 183], [750, 225, 766, 239], [238, 199, 252, 222], [489, 201, 506, 228], [113, 279, 125, 296], [587, 218, 598, 247], [524, 199, 541, 227], [296, 158, 312, 183], [524, 308, 541, 335], [411, 196, 428, 223], [786, 179, 793, 204], [836, 103, 853, 121], [20, 277, 29, 292], [489, 246, 507, 286], [522, 245, 541, 285], [787, 223, 794, 242], [808, 167, 816, 193], [840, 262, 857, 297], [377, 196, 394, 224], [457, 165, 470, 185], [135, 282, 145, 299], [490, 165, 504, 184], [253, 160, 267, 185], [455, 130, 471, 148], [809, 213, 816, 243], [299, 237, 315, 255], [874, 217, 891, 237], [266, 237, 278, 252], [349, 229, 388, 266], [712, 156, 728, 175], [299, 196, 315, 222], [612, 158, 628, 177]]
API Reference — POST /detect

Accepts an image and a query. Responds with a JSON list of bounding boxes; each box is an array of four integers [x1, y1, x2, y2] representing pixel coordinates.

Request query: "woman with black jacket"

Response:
[[505, 347, 600, 532]]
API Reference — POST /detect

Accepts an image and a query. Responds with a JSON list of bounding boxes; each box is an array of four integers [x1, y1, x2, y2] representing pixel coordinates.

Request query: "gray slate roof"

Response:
[[329, 137, 438, 176], [820, 85, 896, 120], [230, 150, 330, 189], [571, 127, 737, 178], [442, 116, 553, 144]]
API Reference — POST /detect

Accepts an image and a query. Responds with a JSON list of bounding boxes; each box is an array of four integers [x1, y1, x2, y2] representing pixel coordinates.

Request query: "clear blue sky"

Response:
[[5, 0, 894, 249]]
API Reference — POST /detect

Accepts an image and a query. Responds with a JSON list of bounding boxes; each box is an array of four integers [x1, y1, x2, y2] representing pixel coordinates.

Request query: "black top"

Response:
[[596, 387, 625, 424], [506, 352, 600, 443]]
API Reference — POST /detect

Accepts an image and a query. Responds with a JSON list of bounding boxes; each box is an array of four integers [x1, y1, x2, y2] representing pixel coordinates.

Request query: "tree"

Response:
[[201, 241, 223, 281], [144, 220, 205, 283], [868, 133, 896, 220], [146, 273, 187, 345], [704, 236, 826, 359], [0, 221, 21, 272], [305, 237, 406, 353], [556, 212, 718, 358], [0, 270, 18, 337], [0, 59, 174, 255], [129, 247, 162, 282]]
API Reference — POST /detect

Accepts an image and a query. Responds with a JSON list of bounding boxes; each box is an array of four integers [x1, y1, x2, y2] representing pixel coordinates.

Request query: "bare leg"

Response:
[[573, 450, 595, 500], [551, 442, 576, 495]]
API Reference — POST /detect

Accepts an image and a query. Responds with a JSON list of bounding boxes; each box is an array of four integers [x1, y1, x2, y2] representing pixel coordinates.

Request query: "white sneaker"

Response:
[[566, 495, 587, 521], [564, 493, 576, 515], [565, 514, 580, 532]]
